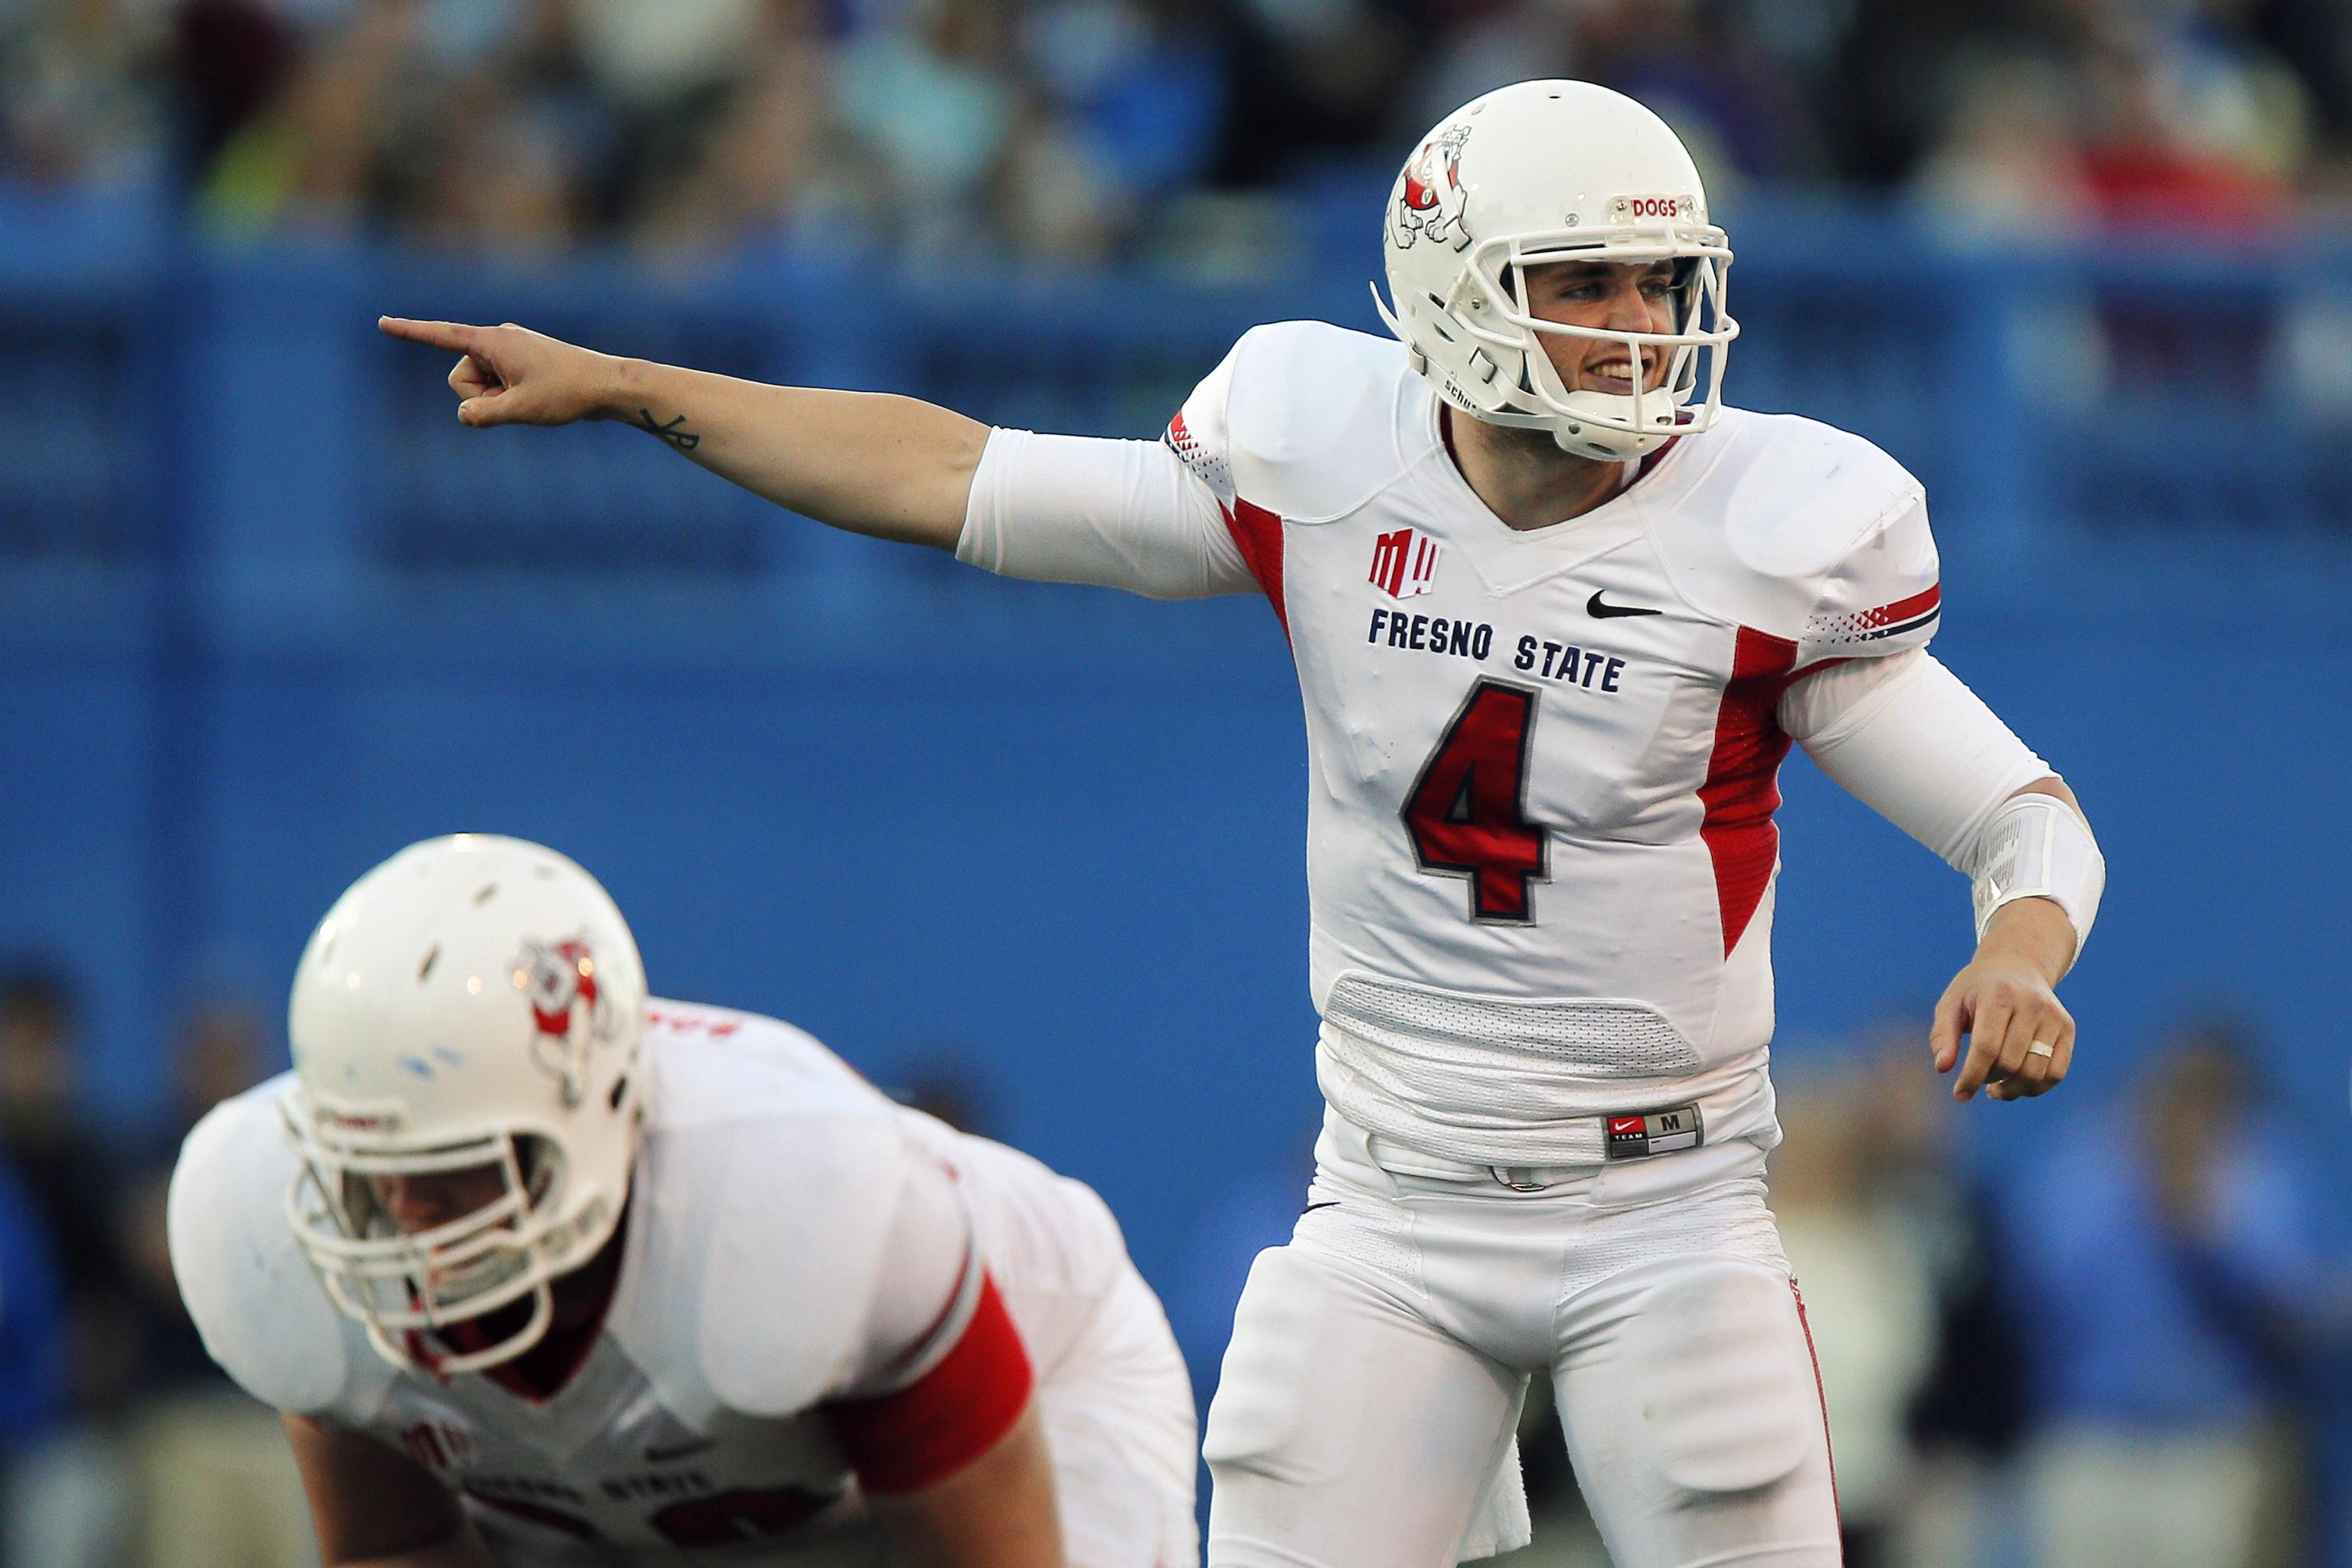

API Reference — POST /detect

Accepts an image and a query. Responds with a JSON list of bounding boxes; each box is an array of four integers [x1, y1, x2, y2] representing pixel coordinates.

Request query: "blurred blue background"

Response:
[[4, 0, 2351, 1565]]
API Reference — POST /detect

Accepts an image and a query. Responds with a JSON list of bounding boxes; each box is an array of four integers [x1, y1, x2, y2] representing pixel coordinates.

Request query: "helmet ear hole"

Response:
[[515, 1134, 561, 1207], [608, 1074, 629, 1112]]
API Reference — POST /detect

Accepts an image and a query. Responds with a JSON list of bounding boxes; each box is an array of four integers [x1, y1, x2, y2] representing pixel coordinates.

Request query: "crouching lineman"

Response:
[[166, 835, 1196, 1568]]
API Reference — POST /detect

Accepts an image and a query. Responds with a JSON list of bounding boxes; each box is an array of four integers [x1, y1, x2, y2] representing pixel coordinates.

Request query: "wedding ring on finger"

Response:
[[2027, 1040, 2056, 1059]]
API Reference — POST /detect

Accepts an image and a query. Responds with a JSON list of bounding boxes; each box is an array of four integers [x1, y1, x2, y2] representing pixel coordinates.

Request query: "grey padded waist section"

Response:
[[1317, 972, 1743, 1166], [1323, 972, 1703, 1078]]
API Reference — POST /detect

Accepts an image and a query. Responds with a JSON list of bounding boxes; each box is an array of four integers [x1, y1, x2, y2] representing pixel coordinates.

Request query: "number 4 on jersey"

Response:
[[1402, 681, 1550, 923]]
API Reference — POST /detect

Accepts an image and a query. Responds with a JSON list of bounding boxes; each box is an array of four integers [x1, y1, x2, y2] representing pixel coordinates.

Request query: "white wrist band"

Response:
[[1967, 792, 2105, 952]]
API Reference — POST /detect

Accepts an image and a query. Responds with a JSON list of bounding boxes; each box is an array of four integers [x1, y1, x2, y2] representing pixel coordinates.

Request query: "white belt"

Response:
[[1351, 1099, 1710, 1191]]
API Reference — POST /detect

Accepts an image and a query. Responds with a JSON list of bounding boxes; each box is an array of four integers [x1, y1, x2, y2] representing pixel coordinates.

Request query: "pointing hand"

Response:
[[377, 317, 628, 429]]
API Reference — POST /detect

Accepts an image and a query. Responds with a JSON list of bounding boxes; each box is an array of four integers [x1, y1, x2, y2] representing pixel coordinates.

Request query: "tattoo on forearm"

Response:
[[635, 409, 700, 452]]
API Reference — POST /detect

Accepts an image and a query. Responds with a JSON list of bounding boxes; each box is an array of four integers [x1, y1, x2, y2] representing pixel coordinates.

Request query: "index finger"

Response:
[[378, 316, 482, 352]]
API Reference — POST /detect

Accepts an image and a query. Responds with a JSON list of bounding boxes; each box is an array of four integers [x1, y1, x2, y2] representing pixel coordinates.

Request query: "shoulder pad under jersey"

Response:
[[167, 1076, 384, 1419], [685, 1117, 910, 1416], [621, 1025, 913, 1418], [1167, 321, 1429, 523], [1646, 409, 1938, 660]]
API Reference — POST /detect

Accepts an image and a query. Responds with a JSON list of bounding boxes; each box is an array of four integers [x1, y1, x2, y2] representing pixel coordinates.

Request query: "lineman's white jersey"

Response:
[[962, 322, 1945, 1167], [168, 1001, 1195, 1567]]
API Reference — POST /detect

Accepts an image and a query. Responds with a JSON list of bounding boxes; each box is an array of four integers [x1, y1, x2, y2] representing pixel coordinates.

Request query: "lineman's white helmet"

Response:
[[280, 835, 646, 1374], [1375, 80, 1739, 462]]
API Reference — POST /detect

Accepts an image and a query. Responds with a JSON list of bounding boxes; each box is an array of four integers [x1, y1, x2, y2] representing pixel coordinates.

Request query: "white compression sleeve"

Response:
[[956, 427, 1256, 599], [1780, 650, 2053, 868], [1782, 649, 2104, 955]]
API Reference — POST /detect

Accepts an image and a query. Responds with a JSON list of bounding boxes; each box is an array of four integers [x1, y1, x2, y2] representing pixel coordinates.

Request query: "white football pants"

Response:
[[1204, 1112, 1841, 1568]]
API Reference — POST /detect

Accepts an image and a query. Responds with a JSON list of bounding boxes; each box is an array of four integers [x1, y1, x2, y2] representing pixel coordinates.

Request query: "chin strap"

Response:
[[1550, 397, 1675, 462], [1370, 281, 1428, 374], [1378, 278, 1681, 461]]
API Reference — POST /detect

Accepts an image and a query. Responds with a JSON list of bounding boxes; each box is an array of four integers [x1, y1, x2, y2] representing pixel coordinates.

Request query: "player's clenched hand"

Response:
[[377, 317, 628, 429], [1931, 898, 2078, 1103]]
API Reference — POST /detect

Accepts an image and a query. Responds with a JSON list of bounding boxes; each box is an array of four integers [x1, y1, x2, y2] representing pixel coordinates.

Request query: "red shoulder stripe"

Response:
[[1870, 583, 1941, 625], [823, 1272, 1032, 1496]]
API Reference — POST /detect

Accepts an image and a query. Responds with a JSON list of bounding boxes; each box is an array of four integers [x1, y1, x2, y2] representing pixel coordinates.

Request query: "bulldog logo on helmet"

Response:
[[1393, 123, 1474, 252], [515, 938, 610, 1105]]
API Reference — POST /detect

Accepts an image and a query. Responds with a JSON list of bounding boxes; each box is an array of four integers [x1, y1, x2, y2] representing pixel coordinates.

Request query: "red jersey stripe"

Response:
[[1784, 655, 1854, 689], [1870, 583, 1941, 625], [1223, 499, 1289, 639], [1699, 627, 1801, 956], [823, 1271, 1033, 1497], [1790, 1279, 1841, 1520]]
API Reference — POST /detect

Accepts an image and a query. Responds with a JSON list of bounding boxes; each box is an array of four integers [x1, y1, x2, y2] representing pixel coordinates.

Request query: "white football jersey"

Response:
[[965, 320, 1940, 1167], [168, 1001, 1135, 1566], [1168, 324, 1941, 1162], [1171, 323, 1940, 1163]]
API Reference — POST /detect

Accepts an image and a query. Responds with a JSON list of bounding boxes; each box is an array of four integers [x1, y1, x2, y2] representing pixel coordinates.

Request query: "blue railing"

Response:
[[3, 188, 2350, 626]]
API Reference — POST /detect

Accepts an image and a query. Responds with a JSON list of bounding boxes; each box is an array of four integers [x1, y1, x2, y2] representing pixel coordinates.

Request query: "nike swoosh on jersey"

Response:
[[1586, 591, 1662, 619]]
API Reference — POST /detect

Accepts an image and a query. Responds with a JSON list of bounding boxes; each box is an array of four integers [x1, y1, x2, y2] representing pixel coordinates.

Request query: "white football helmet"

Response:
[[1374, 80, 1739, 462], [279, 835, 647, 1374]]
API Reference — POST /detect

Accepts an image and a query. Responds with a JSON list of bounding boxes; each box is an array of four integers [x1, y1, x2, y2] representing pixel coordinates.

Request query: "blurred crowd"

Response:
[[1766, 1016, 2350, 1568], [0, 965, 311, 1568], [3, 0, 2351, 266]]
